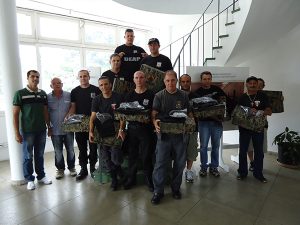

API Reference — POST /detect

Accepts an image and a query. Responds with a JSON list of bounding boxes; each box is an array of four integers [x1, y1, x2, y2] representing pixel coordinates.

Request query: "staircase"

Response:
[[160, 0, 252, 75]]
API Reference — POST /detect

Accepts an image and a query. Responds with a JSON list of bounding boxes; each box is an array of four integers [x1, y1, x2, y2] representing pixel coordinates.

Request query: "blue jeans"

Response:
[[198, 121, 223, 170], [51, 133, 75, 170], [22, 130, 47, 181], [152, 133, 187, 194], [238, 127, 264, 177]]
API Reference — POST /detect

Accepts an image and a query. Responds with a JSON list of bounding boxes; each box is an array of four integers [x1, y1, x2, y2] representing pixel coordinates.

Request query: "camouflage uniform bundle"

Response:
[[114, 110, 150, 123], [62, 115, 89, 132], [231, 105, 266, 132], [262, 90, 284, 113], [62, 116, 122, 147], [193, 104, 225, 120], [112, 78, 135, 94], [160, 117, 196, 134], [140, 64, 165, 93]]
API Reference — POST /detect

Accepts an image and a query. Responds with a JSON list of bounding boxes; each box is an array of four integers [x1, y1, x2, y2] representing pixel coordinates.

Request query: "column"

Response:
[[0, 0, 24, 184]]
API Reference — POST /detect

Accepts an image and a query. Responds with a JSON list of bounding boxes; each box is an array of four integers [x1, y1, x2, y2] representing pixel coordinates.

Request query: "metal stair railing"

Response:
[[161, 0, 240, 76]]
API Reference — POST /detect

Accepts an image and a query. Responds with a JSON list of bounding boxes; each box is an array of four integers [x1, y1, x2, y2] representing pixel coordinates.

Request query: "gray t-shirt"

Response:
[[152, 88, 190, 118]]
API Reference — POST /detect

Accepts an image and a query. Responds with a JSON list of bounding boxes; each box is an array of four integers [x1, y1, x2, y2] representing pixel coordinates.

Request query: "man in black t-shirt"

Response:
[[68, 70, 101, 181], [89, 76, 124, 191], [115, 29, 147, 82], [151, 70, 192, 205], [121, 71, 155, 191], [101, 53, 127, 84], [237, 76, 272, 183], [192, 71, 226, 178], [140, 38, 173, 72]]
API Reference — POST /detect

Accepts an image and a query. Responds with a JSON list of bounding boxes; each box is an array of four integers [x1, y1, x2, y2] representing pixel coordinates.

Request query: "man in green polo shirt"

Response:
[[13, 70, 52, 190]]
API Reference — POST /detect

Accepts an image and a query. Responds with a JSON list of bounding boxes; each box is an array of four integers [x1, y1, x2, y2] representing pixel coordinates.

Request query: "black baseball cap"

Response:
[[148, 38, 160, 45]]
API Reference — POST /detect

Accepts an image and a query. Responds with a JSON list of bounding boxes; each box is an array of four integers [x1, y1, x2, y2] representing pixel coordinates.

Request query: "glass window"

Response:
[[39, 17, 79, 41], [86, 50, 112, 74], [39, 46, 81, 94], [19, 45, 38, 86], [17, 13, 32, 36], [85, 24, 116, 45]]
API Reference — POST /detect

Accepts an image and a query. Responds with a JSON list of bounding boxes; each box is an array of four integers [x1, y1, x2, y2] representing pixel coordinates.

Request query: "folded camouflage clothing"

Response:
[[231, 105, 266, 132], [62, 114, 89, 132], [192, 97, 218, 109], [115, 102, 150, 122]]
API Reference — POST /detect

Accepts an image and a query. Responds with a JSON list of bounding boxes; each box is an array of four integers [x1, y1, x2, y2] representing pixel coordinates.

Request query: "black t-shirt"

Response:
[[101, 70, 127, 84], [91, 92, 123, 117], [124, 89, 154, 110], [192, 85, 226, 101], [153, 89, 190, 119], [71, 85, 100, 115], [114, 44, 146, 81], [140, 54, 173, 72], [238, 91, 270, 110]]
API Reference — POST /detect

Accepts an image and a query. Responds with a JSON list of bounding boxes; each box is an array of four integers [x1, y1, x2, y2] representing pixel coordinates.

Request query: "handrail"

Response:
[[161, 0, 239, 74]]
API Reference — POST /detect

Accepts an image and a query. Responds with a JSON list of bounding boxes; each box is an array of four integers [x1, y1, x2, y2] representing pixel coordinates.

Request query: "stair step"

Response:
[[231, 8, 241, 13], [219, 34, 229, 38], [225, 21, 235, 26], [212, 46, 223, 50], [204, 57, 216, 62]]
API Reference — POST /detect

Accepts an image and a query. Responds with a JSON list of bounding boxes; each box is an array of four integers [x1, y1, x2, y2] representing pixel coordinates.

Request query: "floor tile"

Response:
[[19, 210, 69, 225]]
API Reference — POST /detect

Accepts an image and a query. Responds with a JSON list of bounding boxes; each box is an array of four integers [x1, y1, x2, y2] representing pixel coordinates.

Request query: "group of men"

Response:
[[12, 28, 272, 205]]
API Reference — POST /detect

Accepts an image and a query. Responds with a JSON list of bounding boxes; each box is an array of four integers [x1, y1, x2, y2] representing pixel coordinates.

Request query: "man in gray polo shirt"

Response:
[[48, 77, 77, 179]]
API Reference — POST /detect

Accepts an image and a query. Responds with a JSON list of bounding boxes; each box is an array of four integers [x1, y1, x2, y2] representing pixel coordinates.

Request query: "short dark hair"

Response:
[[110, 53, 120, 60], [98, 76, 111, 84], [257, 78, 265, 87], [246, 76, 258, 83], [200, 71, 212, 79], [78, 69, 90, 76], [125, 28, 134, 34], [27, 70, 39, 78]]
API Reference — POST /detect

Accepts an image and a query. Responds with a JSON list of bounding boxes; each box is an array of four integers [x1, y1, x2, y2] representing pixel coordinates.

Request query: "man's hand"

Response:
[[118, 52, 125, 58], [117, 130, 125, 141], [15, 133, 23, 144], [154, 119, 161, 133], [141, 52, 148, 58], [89, 131, 95, 143]]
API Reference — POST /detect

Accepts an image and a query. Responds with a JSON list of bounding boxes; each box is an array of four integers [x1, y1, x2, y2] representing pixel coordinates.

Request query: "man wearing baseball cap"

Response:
[[140, 38, 173, 72]]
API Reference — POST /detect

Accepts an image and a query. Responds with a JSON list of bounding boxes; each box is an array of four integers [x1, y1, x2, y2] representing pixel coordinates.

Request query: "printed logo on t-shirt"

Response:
[[143, 99, 149, 106], [120, 77, 124, 81], [254, 100, 260, 107], [91, 93, 96, 98], [133, 50, 138, 54], [156, 62, 162, 68], [175, 101, 182, 109]]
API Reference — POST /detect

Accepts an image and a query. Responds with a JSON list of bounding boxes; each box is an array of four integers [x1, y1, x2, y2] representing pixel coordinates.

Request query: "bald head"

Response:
[[133, 70, 146, 89], [179, 74, 191, 92]]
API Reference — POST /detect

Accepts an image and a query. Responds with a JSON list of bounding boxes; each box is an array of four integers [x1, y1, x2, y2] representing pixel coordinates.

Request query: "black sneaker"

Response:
[[76, 168, 88, 181], [254, 175, 267, 183], [199, 169, 207, 177], [151, 193, 164, 205], [172, 190, 182, 200], [209, 168, 220, 177], [249, 161, 254, 172], [237, 173, 247, 180]]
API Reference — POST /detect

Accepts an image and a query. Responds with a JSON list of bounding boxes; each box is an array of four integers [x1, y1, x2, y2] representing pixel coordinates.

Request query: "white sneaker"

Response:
[[185, 170, 194, 183], [38, 176, 52, 185], [69, 168, 77, 177], [27, 181, 36, 190], [55, 170, 64, 179]]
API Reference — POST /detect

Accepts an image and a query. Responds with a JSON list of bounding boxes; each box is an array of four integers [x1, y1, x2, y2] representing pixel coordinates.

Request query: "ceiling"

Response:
[[112, 0, 233, 14]]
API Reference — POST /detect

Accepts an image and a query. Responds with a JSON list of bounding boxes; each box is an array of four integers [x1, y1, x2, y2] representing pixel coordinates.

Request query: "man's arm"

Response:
[[44, 105, 52, 136], [89, 112, 97, 143], [151, 110, 160, 133], [13, 106, 22, 143], [264, 107, 272, 116], [65, 102, 76, 119], [117, 119, 126, 141]]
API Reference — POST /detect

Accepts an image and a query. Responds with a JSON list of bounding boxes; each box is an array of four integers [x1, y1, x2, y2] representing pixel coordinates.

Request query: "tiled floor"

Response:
[[0, 148, 300, 225]]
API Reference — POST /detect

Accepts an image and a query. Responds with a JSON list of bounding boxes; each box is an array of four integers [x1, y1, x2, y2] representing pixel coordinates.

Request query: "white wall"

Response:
[[237, 23, 300, 152]]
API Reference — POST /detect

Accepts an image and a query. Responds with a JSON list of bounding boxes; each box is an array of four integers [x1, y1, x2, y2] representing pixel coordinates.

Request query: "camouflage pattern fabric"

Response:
[[62, 115, 122, 147], [262, 90, 284, 113], [193, 104, 225, 120], [140, 64, 165, 93], [231, 105, 266, 132], [160, 117, 196, 134], [112, 79, 135, 94], [114, 110, 150, 123]]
